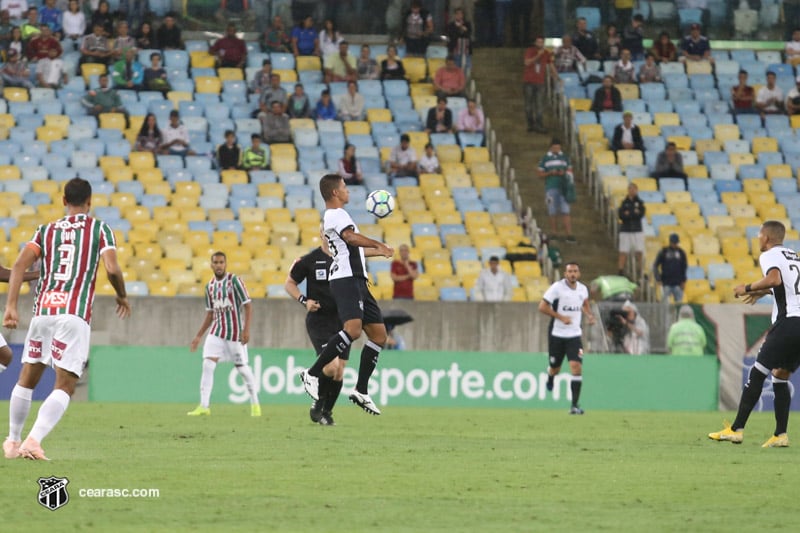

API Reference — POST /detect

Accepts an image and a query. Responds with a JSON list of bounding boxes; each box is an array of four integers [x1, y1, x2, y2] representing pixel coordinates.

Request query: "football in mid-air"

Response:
[[365, 189, 395, 218]]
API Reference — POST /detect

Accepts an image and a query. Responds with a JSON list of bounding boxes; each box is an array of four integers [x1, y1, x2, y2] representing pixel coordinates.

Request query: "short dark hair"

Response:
[[400, 133, 410, 142], [251, 133, 260, 140], [489, 256, 500, 262], [633, 14, 644, 22], [64, 177, 92, 206], [319, 173, 343, 201], [169, 110, 179, 117], [564, 261, 580, 269], [150, 52, 161, 60], [739, 69, 748, 75], [211, 251, 226, 260], [550, 138, 562, 146], [767, 71, 776, 77], [262, 58, 271, 66], [666, 141, 677, 148], [762, 220, 786, 242], [224, 129, 234, 137], [437, 95, 447, 104]]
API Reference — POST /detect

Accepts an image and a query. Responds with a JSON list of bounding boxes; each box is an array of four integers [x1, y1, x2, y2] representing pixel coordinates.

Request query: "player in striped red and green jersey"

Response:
[[3, 177, 130, 460], [189, 252, 260, 417]]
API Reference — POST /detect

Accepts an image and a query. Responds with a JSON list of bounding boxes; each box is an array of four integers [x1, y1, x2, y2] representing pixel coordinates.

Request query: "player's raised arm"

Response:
[[341, 227, 393, 257], [101, 248, 130, 319]]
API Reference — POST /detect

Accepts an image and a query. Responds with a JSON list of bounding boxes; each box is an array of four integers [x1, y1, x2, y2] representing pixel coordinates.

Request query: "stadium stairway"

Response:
[[472, 47, 620, 284]]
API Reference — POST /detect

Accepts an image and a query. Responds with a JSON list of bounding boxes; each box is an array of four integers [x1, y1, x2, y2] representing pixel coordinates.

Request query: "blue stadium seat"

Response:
[[440, 287, 467, 302]]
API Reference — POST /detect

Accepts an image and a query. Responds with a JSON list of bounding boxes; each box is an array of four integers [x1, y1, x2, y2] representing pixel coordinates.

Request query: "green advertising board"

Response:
[[89, 346, 718, 410]]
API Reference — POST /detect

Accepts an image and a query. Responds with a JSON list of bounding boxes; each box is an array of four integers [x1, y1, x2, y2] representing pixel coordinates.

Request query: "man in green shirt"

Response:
[[537, 138, 575, 242], [667, 305, 707, 356]]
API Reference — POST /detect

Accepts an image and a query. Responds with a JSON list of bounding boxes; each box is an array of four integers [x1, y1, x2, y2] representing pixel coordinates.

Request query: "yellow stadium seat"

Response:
[[32, 180, 59, 196], [296, 56, 321, 71], [404, 57, 427, 83], [273, 68, 297, 82], [36, 126, 64, 145], [720, 191, 748, 206], [270, 155, 297, 173], [684, 279, 713, 303], [664, 191, 692, 204], [217, 67, 244, 81], [289, 118, 315, 131], [265, 207, 292, 223], [667, 136, 691, 151], [409, 83, 434, 97], [152, 206, 180, 225], [757, 204, 786, 219], [414, 234, 441, 251], [616, 83, 639, 99], [367, 108, 393, 123], [742, 179, 770, 194], [714, 124, 740, 142], [148, 281, 178, 297], [747, 191, 776, 207], [0, 165, 20, 181], [752, 137, 778, 155], [136, 168, 163, 184], [654, 113, 680, 126], [414, 285, 439, 301], [294, 208, 320, 226], [166, 91, 193, 108], [686, 60, 712, 74], [578, 123, 605, 144], [80, 62, 106, 83], [706, 215, 735, 233], [694, 139, 721, 161], [343, 121, 370, 135], [98, 112, 126, 130], [463, 147, 489, 165], [180, 207, 206, 223], [684, 165, 709, 178], [195, 76, 222, 94], [728, 204, 756, 218], [631, 177, 657, 191], [221, 169, 248, 185], [728, 152, 754, 171], [766, 164, 792, 181], [436, 144, 462, 164], [645, 203, 673, 222], [569, 98, 592, 112], [616, 149, 644, 170], [208, 208, 235, 223], [258, 182, 284, 198], [105, 168, 135, 185], [189, 51, 215, 68]]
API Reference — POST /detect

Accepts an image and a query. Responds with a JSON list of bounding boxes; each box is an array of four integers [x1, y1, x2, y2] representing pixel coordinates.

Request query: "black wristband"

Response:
[[298, 295, 307, 306], [745, 284, 752, 293]]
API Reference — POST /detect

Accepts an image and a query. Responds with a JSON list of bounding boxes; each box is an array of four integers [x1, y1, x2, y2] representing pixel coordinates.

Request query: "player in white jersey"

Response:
[[538, 262, 595, 414], [3, 178, 130, 460], [298, 174, 394, 416], [0, 266, 38, 376], [710, 221, 800, 448], [188, 252, 260, 417]]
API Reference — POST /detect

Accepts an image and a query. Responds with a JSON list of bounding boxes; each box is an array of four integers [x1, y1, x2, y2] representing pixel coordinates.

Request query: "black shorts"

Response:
[[756, 317, 800, 372], [330, 277, 384, 326], [548, 335, 583, 368], [306, 312, 350, 361]]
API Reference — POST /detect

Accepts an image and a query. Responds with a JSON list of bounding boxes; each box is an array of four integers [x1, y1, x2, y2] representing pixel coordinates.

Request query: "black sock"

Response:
[[317, 374, 333, 407], [773, 380, 790, 436], [547, 373, 554, 386], [732, 365, 769, 431], [356, 340, 382, 394], [324, 380, 344, 414], [570, 377, 582, 407], [308, 331, 351, 377]]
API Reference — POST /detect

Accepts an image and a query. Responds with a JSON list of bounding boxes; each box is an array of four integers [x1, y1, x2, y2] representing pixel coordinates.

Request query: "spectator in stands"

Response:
[[324, 40, 357, 83], [418, 142, 441, 174], [786, 76, 800, 116], [667, 305, 706, 355], [651, 31, 677, 63], [39, 0, 62, 38], [216, 130, 241, 170], [144, 52, 170, 93], [601, 23, 621, 61], [20, 6, 40, 41], [36, 44, 65, 88], [111, 20, 135, 61], [286, 83, 311, 118], [653, 232, 688, 304], [386, 133, 418, 178], [380, 44, 405, 80], [89, 1, 113, 37], [447, 7, 472, 69], [135, 113, 162, 153], [0, 10, 14, 53], [338, 80, 365, 121], [0, 0, 26, 19], [615, 0, 634, 30], [259, 101, 291, 144], [0, 48, 31, 87], [258, 73, 287, 114], [680, 23, 712, 62], [523, 35, 555, 134], [357, 44, 379, 80], [638, 53, 661, 83], [731, 70, 755, 115], [620, 300, 650, 355], [433, 55, 466, 98], [403, 0, 433, 57], [572, 16, 600, 60], [111, 46, 144, 90], [537, 138, 574, 242], [652, 142, 687, 187], [125, 1, 150, 32], [26, 24, 60, 62], [7, 25, 22, 57], [425, 96, 454, 133], [156, 12, 183, 50], [617, 182, 645, 278], [755, 71, 784, 116], [590, 76, 623, 115], [210, 23, 247, 69], [291, 15, 319, 57], [134, 21, 156, 50], [338, 143, 363, 185], [242, 133, 269, 171], [475, 256, 512, 302], [313, 88, 337, 120], [391, 244, 419, 299], [160, 109, 195, 156], [611, 111, 644, 152], [62, 0, 85, 50], [621, 13, 644, 61], [81, 73, 125, 116], [262, 15, 291, 53], [553, 34, 585, 73], [786, 28, 800, 62], [215, 0, 254, 27], [250, 59, 273, 95], [457, 98, 485, 134], [80, 22, 111, 65], [613, 48, 636, 84], [318, 18, 343, 58]]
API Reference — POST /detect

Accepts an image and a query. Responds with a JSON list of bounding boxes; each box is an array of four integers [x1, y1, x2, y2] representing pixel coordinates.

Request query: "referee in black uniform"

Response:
[[285, 245, 349, 426]]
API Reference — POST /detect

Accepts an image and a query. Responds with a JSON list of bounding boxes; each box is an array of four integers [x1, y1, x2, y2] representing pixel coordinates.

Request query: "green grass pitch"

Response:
[[1, 403, 798, 532]]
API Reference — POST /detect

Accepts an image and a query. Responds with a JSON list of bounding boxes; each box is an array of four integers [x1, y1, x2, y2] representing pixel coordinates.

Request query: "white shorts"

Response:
[[203, 334, 249, 365], [21, 315, 91, 377], [0, 331, 7, 349], [618, 232, 645, 253]]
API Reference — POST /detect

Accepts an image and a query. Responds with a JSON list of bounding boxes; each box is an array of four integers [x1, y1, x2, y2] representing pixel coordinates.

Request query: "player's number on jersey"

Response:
[[790, 264, 800, 295], [54, 243, 75, 281]]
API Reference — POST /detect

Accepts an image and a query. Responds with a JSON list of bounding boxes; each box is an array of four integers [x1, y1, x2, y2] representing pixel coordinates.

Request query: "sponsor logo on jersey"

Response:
[[54, 219, 86, 230], [782, 250, 800, 262], [41, 291, 68, 309], [315, 268, 327, 280], [51, 338, 67, 361], [561, 305, 581, 312], [28, 340, 42, 358]]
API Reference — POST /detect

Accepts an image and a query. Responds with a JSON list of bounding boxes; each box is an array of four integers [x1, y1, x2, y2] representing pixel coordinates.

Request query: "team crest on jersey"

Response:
[[37, 476, 70, 511], [41, 291, 68, 309]]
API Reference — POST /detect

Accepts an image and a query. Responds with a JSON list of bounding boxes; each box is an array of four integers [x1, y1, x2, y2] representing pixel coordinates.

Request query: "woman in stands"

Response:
[[318, 19, 343, 58], [601, 23, 621, 61], [89, 0, 114, 37], [338, 144, 363, 185], [62, 0, 86, 50], [651, 31, 677, 63], [135, 21, 157, 50], [380, 45, 405, 81], [7, 27, 22, 58], [135, 113, 162, 154]]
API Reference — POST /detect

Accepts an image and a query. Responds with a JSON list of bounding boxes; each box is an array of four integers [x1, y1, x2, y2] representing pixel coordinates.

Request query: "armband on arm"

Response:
[[298, 295, 307, 306]]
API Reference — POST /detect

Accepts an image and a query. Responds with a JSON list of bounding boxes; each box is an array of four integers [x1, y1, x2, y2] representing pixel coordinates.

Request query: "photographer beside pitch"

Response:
[[538, 262, 595, 414]]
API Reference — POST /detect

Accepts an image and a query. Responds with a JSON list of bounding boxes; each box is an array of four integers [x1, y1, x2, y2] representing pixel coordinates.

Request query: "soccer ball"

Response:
[[365, 189, 395, 218]]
